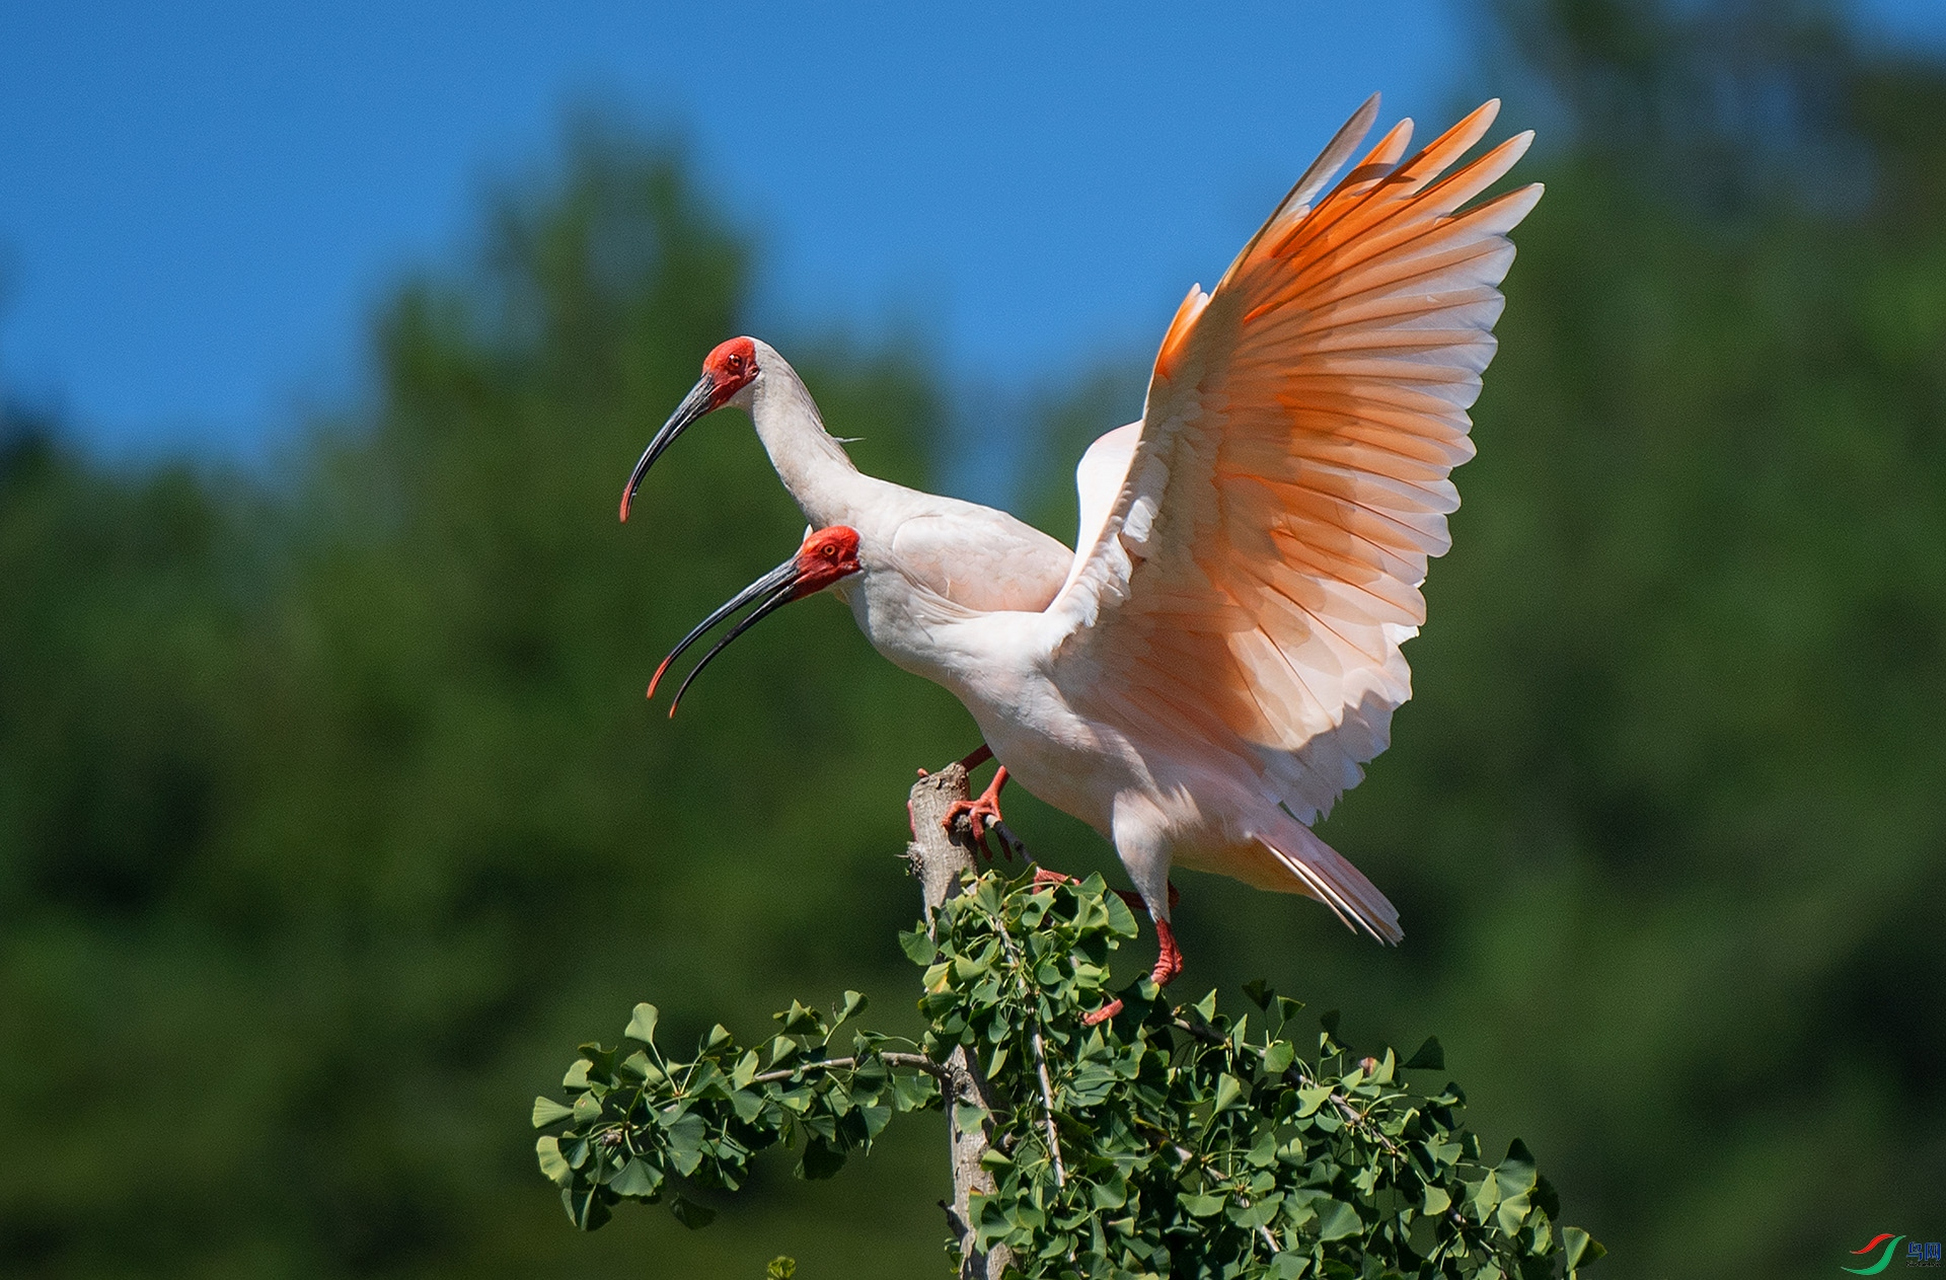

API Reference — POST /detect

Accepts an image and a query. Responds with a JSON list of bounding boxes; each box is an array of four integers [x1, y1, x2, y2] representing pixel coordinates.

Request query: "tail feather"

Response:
[[1253, 816, 1402, 945]]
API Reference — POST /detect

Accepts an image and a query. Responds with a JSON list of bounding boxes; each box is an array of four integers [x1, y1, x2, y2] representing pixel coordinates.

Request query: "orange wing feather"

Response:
[[1050, 99, 1542, 823]]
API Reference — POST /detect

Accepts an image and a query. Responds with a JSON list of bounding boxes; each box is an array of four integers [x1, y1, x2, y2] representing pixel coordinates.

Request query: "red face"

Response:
[[703, 336, 760, 405], [791, 526, 863, 598]]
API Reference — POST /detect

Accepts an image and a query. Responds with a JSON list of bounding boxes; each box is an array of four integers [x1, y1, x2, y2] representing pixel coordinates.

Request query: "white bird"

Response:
[[623, 96, 1541, 1000]]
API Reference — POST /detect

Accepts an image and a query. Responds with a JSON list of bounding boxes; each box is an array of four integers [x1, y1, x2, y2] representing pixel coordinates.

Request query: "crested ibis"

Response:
[[623, 96, 1542, 995]]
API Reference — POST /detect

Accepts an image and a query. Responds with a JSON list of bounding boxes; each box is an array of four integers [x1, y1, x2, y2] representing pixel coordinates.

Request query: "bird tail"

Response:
[[1252, 812, 1403, 945]]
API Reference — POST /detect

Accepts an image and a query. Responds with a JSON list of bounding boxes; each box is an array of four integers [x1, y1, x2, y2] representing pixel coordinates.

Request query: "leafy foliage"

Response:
[[534, 992, 940, 1232], [539, 871, 1603, 1278]]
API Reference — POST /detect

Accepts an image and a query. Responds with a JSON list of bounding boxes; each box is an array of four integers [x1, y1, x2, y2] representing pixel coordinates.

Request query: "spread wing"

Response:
[[1047, 96, 1542, 822]]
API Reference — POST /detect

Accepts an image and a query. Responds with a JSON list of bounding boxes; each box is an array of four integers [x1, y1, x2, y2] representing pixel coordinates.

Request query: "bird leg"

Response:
[[1149, 918, 1183, 987], [1028, 876, 1181, 1025], [915, 743, 993, 778]]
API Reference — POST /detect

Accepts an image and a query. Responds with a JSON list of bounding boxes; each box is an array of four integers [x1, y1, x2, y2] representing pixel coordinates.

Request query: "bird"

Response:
[[623, 95, 1541, 999]]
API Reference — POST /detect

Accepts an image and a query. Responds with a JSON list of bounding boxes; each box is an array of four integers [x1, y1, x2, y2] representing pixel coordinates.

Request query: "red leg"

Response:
[[917, 743, 994, 778], [1149, 918, 1183, 987], [942, 765, 1010, 862], [1081, 881, 1183, 1024]]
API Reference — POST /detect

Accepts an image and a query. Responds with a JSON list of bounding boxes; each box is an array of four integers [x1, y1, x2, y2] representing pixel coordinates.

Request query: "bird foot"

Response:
[[942, 766, 1010, 862]]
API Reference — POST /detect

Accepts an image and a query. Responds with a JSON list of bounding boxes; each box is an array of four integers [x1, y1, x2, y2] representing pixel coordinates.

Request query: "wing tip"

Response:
[[1153, 283, 1210, 381]]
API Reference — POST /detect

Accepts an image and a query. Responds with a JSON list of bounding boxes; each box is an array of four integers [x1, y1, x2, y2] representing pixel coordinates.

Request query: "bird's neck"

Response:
[[749, 361, 865, 527]]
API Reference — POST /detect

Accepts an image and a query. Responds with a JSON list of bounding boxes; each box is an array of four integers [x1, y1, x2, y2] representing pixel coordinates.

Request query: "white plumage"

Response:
[[626, 95, 1541, 983]]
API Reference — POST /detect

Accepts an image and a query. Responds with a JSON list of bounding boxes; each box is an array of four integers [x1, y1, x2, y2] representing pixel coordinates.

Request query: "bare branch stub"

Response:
[[907, 764, 1015, 1280]]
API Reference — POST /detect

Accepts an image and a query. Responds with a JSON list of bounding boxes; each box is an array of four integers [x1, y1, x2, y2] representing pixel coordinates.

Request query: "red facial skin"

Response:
[[702, 336, 759, 406], [791, 526, 861, 599]]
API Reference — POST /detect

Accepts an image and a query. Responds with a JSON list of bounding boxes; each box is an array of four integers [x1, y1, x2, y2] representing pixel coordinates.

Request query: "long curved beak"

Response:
[[621, 374, 716, 522], [648, 550, 810, 717]]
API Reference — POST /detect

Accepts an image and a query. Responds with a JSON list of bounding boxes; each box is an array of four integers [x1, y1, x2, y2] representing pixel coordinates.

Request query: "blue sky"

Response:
[[3, 1, 1944, 458]]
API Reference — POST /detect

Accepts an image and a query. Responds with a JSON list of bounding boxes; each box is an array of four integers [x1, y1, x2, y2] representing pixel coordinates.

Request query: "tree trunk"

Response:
[[907, 764, 1015, 1280]]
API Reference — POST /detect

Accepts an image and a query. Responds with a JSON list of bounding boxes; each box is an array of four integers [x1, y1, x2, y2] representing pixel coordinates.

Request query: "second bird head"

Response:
[[648, 525, 863, 717]]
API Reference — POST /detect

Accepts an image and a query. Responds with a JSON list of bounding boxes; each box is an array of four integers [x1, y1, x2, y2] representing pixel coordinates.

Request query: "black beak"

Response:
[[621, 374, 716, 522], [648, 550, 809, 717]]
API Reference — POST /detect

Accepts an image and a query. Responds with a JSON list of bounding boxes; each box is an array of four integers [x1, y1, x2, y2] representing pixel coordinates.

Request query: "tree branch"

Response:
[[908, 764, 1016, 1280]]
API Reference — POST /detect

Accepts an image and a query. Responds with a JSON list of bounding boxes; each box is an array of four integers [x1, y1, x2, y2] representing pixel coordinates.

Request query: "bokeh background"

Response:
[[3, 1, 1943, 1275]]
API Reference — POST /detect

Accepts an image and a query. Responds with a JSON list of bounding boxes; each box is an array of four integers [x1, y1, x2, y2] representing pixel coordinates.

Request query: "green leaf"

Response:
[[610, 1157, 661, 1198], [1403, 1035, 1445, 1070], [1242, 978, 1274, 1009], [1495, 1138, 1538, 1197], [1179, 1191, 1226, 1218], [778, 1000, 823, 1035], [668, 1194, 715, 1230], [1268, 1253, 1311, 1279], [1295, 1085, 1334, 1117], [535, 1135, 572, 1187], [1314, 1197, 1362, 1241], [624, 1003, 659, 1044], [531, 1096, 574, 1128], [1563, 1226, 1606, 1270], [766, 1258, 798, 1280], [562, 1059, 592, 1089], [800, 1136, 847, 1180], [662, 1111, 708, 1176], [568, 1186, 612, 1232], [1213, 1072, 1246, 1112], [1263, 1039, 1295, 1076], [898, 928, 938, 966], [1497, 1190, 1532, 1235], [1230, 1193, 1281, 1229]]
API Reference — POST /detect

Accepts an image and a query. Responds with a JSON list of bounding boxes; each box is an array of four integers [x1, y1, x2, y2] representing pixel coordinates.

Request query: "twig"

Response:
[[992, 914, 1066, 1187], [908, 765, 1017, 1280], [750, 1051, 948, 1087]]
